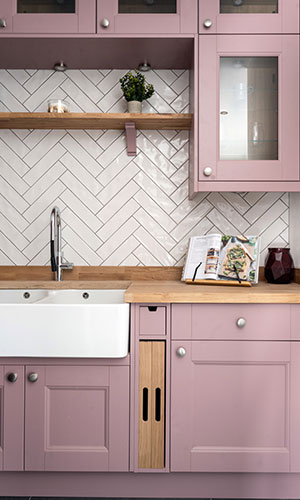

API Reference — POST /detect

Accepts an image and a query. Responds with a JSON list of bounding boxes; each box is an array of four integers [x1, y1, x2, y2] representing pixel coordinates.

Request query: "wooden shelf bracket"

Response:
[[125, 121, 137, 156]]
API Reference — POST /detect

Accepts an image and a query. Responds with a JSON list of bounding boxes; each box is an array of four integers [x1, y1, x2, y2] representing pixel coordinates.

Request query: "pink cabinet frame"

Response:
[[97, 0, 197, 34], [198, 34, 299, 186], [2, 0, 96, 34], [171, 340, 300, 473], [25, 365, 129, 472], [199, 0, 299, 34], [0, 365, 24, 471]]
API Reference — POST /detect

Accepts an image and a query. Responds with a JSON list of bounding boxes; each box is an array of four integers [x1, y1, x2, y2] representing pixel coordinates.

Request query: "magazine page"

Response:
[[217, 235, 260, 283], [181, 234, 222, 281]]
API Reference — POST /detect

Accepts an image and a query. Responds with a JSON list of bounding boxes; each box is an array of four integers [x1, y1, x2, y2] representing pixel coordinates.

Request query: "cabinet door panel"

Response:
[[171, 341, 290, 472], [199, 0, 299, 34], [25, 365, 129, 472], [11, 0, 95, 33], [0, 366, 24, 471], [0, 1, 13, 33], [199, 35, 299, 183], [97, 0, 197, 34]]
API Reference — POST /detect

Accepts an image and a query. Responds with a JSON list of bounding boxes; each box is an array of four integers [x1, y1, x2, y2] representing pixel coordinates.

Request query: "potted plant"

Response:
[[120, 70, 154, 113]]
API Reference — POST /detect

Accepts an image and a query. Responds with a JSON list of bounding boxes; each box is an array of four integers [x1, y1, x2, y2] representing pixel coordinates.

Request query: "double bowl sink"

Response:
[[0, 289, 129, 358]]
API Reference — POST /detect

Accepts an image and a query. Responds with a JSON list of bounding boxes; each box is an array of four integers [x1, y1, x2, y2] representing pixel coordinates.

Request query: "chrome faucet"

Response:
[[50, 206, 73, 281]]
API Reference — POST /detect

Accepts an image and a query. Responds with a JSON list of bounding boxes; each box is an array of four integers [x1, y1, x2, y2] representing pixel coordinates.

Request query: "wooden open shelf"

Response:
[[0, 112, 192, 130]]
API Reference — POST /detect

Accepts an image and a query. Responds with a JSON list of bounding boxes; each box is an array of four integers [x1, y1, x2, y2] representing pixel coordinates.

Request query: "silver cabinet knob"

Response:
[[0, 18, 7, 28], [176, 347, 186, 358], [236, 318, 247, 329], [100, 18, 110, 28], [203, 18, 213, 29], [28, 373, 38, 383], [203, 167, 212, 177], [7, 373, 18, 383]]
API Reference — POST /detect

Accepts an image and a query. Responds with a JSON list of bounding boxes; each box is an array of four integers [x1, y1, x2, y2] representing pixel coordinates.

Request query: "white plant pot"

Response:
[[128, 100, 142, 113]]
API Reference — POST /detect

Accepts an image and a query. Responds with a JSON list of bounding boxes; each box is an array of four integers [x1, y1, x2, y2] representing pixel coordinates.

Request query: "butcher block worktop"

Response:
[[0, 279, 300, 303]]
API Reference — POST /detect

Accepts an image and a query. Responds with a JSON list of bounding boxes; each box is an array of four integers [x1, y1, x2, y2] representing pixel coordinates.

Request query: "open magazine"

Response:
[[181, 234, 260, 284]]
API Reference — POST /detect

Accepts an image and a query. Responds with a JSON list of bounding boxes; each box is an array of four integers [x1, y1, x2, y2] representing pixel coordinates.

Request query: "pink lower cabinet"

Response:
[[25, 365, 129, 472], [0, 366, 24, 471], [171, 340, 300, 473]]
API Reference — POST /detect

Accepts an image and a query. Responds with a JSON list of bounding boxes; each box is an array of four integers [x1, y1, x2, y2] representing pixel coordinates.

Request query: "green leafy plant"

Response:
[[120, 70, 154, 102]]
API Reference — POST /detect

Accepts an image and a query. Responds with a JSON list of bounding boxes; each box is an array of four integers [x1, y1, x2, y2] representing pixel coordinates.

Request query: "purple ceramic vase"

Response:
[[264, 248, 294, 284]]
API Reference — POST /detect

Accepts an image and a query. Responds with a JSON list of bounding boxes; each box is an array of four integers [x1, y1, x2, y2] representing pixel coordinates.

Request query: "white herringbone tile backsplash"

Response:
[[0, 69, 289, 266]]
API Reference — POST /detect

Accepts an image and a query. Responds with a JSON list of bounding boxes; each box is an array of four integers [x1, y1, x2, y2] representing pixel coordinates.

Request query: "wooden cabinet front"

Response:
[[97, 0, 197, 34], [171, 340, 297, 473], [25, 365, 129, 472]]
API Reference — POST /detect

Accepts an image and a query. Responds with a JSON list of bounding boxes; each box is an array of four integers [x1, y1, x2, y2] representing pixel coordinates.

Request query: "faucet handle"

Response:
[[60, 259, 73, 271]]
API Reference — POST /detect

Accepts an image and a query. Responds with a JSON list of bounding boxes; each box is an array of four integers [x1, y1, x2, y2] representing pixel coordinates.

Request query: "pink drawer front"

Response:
[[172, 304, 291, 341], [139, 306, 166, 336]]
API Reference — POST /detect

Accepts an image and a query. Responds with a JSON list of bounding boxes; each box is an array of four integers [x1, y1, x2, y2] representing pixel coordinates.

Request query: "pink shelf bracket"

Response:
[[125, 121, 137, 156]]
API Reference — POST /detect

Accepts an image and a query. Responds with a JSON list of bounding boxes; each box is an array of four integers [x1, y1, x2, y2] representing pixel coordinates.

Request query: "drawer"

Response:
[[172, 304, 291, 341], [139, 306, 166, 336]]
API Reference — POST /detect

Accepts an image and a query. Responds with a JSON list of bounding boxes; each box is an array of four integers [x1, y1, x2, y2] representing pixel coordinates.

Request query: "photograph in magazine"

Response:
[[182, 234, 260, 284]]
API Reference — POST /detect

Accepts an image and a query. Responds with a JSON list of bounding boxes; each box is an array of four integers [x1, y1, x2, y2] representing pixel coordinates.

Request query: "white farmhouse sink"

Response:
[[0, 289, 129, 358]]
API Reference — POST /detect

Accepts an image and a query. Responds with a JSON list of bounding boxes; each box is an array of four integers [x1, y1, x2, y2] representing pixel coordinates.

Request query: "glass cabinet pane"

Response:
[[220, 0, 278, 14], [17, 0, 76, 14], [118, 0, 176, 14], [220, 57, 278, 161]]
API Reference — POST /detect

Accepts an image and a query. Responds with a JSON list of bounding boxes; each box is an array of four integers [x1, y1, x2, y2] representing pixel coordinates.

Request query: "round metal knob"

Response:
[[203, 167, 213, 177], [100, 18, 110, 28], [28, 373, 38, 383], [176, 347, 186, 358], [203, 18, 213, 29], [7, 373, 18, 383], [236, 317, 247, 329], [0, 18, 7, 28]]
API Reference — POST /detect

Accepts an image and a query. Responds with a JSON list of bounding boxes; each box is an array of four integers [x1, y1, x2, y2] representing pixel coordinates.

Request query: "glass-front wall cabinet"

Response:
[[97, 0, 197, 33], [199, 35, 299, 184], [0, 0, 95, 33], [199, 0, 298, 34]]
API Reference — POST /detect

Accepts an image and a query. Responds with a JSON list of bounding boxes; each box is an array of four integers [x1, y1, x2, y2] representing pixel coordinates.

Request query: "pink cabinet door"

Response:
[[171, 341, 292, 473], [0, 1, 12, 33], [10, 0, 95, 34], [199, 0, 299, 34], [97, 0, 197, 34], [199, 34, 299, 185], [25, 365, 129, 472], [0, 365, 24, 471]]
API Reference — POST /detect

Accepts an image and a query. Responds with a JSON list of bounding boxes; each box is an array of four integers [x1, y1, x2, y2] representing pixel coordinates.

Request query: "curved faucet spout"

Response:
[[50, 206, 73, 281]]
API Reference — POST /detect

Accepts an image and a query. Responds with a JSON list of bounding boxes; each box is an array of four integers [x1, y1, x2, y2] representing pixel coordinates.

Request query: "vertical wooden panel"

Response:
[[138, 341, 165, 469], [151, 341, 165, 469], [138, 342, 152, 468]]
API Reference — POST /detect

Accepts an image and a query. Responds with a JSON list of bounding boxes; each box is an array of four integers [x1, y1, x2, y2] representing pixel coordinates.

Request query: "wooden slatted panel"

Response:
[[138, 341, 165, 469]]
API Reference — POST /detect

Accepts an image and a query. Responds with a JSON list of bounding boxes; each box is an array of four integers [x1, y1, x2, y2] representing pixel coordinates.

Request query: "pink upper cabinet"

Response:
[[199, 0, 299, 34], [0, 0, 96, 34], [198, 34, 299, 187], [97, 0, 197, 34]]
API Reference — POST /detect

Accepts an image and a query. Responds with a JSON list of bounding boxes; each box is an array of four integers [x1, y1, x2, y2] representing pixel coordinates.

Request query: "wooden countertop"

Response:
[[125, 280, 300, 303], [1, 279, 300, 303]]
